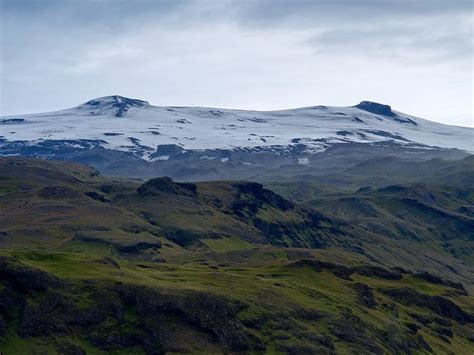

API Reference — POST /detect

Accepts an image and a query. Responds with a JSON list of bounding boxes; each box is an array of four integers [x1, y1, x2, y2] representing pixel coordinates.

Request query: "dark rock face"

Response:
[[233, 182, 294, 211], [84, 191, 108, 202], [288, 259, 405, 282], [352, 283, 377, 308], [382, 288, 473, 324], [96, 257, 121, 269], [355, 101, 418, 125], [353, 265, 402, 280], [137, 177, 197, 197], [0, 257, 62, 292], [405, 322, 420, 334], [413, 272, 466, 293], [117, 241, 162, 253], [160, 227, 202, 247], [355, 101, 395, 117], [287, 259, 353, 280], [81, 96, 149, 117]]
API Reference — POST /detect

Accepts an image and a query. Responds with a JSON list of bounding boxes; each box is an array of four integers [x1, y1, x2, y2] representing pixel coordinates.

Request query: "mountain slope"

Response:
[[0, 157, 473, 354], [1, 96, 471, 180], [1, 156, 473, 286]]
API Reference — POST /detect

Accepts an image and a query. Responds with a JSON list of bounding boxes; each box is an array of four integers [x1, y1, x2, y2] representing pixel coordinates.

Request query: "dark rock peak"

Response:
[[79, 95, 150, 117], [355, 101, 395, 117], [233, 182, 294, 211], [84, 95, 149, 107]]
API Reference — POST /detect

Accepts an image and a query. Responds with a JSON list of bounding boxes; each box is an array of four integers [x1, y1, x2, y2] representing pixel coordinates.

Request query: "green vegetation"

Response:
[[201, 237, 254, 252], [0, 157, 472, 354]]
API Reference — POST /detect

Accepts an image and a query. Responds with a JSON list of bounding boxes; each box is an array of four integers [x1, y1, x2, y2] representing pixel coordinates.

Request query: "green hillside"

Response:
[[0, 157, 472, 354]]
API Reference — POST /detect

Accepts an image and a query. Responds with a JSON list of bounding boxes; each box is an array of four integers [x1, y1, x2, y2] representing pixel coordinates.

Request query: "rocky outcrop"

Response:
[[413, 272, 466, 293], [382, 288, 473, 324], [233, 182, 294, 211], [353, 265, 402, 280], [352, 283, 376, 308], [137, 177, 197, 197], [287, 259, 402, 281], [355, 101, 395, 117], [84, 191, 108, 202], [0, 256, 62, 292]]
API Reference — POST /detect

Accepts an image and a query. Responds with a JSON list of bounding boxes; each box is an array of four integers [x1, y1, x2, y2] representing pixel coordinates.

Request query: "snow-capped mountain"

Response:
[[1, 95, 472, 179]]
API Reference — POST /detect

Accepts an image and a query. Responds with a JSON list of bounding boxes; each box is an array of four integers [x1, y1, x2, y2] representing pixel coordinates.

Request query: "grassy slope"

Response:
[[0, 157, 473, 354]]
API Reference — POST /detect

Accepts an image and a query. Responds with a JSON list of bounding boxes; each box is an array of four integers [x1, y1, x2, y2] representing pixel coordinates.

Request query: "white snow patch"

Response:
[[200, 155, 217, 160], [298, 158, 310, 165], [1, 97, 472, 157]]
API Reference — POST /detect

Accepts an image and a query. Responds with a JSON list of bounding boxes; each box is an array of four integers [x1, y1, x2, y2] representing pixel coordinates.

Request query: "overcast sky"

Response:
[[1, 0, 473, 126]]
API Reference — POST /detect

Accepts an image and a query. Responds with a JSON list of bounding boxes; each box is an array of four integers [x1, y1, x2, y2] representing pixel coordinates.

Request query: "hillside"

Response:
[[0, 157, 473, 354]]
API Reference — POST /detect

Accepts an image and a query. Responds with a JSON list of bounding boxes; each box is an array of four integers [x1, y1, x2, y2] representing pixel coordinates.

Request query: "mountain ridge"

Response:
[[1, 95, 472, 180]]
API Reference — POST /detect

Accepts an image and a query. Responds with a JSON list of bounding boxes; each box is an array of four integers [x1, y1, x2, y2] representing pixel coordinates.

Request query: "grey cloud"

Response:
[[0, 0, 472, 126], [230, 0, 473, 26], [308, 15, 473, 62]]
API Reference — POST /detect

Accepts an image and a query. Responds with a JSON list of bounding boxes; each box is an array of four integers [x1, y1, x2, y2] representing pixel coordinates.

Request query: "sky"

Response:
[[1, 0, 473, 127]]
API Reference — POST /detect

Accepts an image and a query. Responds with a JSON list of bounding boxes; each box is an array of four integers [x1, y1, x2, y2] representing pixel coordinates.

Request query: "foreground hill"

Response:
[[1, 96, 471, 180], [0, 157, 473, 354]]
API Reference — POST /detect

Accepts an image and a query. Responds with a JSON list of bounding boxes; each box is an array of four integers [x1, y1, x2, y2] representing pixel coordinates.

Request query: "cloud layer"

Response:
[[1, 0, 472, 126]]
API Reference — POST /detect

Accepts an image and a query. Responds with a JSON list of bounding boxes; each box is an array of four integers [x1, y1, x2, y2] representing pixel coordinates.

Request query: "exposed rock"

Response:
[[96, 256, 121, 269], [137, 176, 197, 197], [355, 101, 395, 117], [233, 182, 294, 211], [413, 271, 466, 293], [404, 322, 420, 334], [287, 258, 353, 280], [408, 312, 431, 326], [84, 191, 108, 202], [0, 256, 62, 292], [161, 226, 202, 247], [415, 335, 433, 353], [117, 241, 162, 253], [382, 288, 472, 324], [432, 325, 453, 338], [353, 265, 402, 280], [352, 283, 376, 308]]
